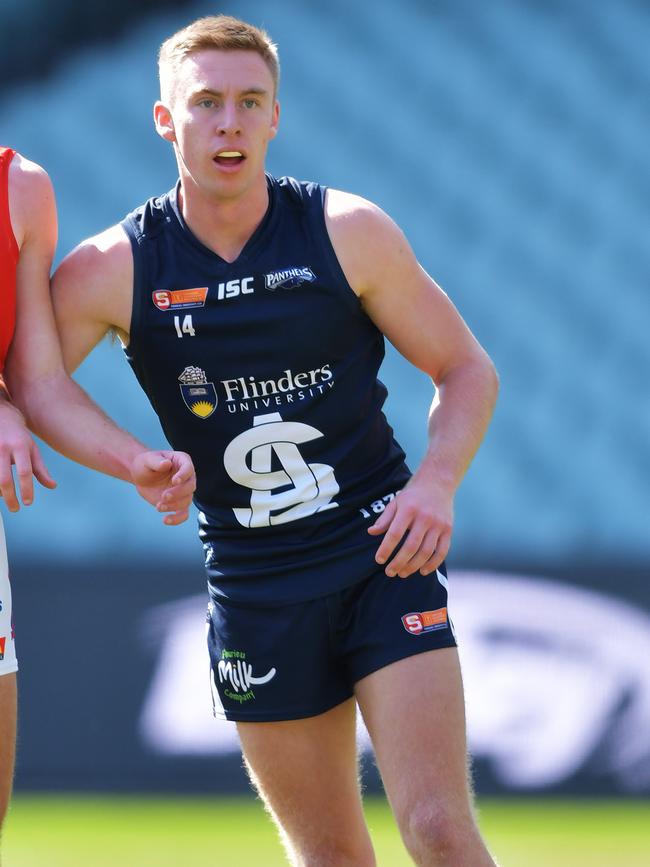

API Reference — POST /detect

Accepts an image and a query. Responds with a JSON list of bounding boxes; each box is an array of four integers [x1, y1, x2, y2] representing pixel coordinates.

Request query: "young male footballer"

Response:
[[50, 16, 499, 866]]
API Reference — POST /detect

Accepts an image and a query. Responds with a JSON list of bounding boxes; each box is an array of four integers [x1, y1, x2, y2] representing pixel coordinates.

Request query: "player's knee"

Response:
[[399, 800, 470, 864]]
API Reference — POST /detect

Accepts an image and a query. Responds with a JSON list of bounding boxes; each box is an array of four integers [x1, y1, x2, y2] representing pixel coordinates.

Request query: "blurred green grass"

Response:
[[3, 795, 649, 866]]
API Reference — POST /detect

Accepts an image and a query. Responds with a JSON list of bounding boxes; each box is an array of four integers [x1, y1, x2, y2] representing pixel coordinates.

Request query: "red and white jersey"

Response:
[[0, 147, 20, 675], [0, 146, 19, 373]]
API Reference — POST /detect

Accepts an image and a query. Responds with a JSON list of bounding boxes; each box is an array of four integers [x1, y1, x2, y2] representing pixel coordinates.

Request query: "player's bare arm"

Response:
[[0, 381, 54, 512], [326, 189, 499, 578], [3, 163, 195, 525], [50, 224, 134, 369], [0, 156, 59, 511], [48, 226, 196, 523]]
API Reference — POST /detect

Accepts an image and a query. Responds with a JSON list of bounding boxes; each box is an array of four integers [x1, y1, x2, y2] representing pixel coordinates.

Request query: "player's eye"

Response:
[[242, 98, 258, 109], [198, 98, 216, 108]]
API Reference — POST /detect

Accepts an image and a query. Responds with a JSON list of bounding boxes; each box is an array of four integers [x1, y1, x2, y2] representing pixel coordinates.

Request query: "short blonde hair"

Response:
[[158, 15, 280, 98]]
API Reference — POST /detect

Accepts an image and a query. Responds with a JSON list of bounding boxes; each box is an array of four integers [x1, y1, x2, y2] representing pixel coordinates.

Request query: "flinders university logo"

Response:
[[179, 366, 217, 419]]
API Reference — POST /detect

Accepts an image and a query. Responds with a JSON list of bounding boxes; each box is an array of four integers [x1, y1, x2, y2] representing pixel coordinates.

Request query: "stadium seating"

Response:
[[1, 0, 647, 568], [0, 0, 184, 84]]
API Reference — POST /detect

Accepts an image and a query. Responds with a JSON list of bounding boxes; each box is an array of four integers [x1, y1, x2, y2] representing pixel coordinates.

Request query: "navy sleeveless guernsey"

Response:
[[122, 175, 411, 605]]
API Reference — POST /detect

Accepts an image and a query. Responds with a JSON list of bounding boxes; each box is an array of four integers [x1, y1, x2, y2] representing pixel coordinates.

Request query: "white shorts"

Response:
[[0, 515, 18, 675]]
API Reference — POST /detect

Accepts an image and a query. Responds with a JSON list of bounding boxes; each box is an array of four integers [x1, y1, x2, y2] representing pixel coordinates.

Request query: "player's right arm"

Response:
[[50, 224, 134, 372]]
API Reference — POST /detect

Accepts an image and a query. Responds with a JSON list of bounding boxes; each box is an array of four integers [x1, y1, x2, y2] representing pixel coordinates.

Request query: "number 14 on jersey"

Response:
[[174, 314, 196, 338]]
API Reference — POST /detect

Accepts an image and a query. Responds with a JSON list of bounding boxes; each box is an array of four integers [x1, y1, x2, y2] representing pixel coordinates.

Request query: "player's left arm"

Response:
[[326, 190, 499, 578]]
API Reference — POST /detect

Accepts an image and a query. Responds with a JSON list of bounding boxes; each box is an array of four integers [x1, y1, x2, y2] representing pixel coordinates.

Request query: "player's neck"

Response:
[[178, 176, 269, 263]]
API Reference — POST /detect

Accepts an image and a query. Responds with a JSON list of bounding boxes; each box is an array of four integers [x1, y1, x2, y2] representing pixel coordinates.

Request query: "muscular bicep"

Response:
[[363, 255, 484, 382], [51, 226, 133, 374], [51, 251, 113, 374], [326, 191, 488, 383]]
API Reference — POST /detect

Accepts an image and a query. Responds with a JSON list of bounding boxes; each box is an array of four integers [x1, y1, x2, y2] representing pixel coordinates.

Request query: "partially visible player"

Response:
[[0, 145, 196, 829]]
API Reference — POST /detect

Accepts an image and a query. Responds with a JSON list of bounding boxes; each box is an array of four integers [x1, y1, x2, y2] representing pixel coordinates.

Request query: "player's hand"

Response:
[[0, 402, 57, 511], [130, 450, 196, 525], [367, 474, 454, 578]]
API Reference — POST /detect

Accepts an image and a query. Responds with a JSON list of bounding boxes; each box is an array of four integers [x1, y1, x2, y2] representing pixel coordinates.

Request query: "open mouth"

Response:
[[213, 151, 245, 167]]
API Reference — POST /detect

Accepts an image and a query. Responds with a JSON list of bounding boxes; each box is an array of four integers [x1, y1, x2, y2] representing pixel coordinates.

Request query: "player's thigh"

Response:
[[355, 648, 474, 823], [237, 697, 374, 863], [0, 672, 17, 824]]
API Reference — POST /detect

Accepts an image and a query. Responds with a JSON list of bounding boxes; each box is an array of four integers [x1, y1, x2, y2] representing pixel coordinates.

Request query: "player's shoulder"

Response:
[[8, 152, 53, 202], [325, 188, 402, 239], [9, 151, 49, 182], [325, 188, 408, 265], [325, 188, 376, 217], [6, 152, 56, 250], [57, 223, 132, 292]]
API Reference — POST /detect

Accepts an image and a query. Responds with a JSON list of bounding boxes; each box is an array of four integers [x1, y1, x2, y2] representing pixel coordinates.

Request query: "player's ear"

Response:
[[268, 100, 280, 142], [154, 101, 176, 143]]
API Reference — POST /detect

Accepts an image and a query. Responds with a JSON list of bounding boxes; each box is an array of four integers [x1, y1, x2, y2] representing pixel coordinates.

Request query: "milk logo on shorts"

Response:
[[217, 649, 276, 704], [152, 287, 208, 310], [223, 411, 339, 527], [265, 266, 316, 291], [178, 365, 217, 418], [402, 607, 449, 635]]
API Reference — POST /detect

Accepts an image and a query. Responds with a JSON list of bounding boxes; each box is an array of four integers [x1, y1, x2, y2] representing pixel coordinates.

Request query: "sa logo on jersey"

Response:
[[178, 365, 217, 419], [153, 287, 208, 311]]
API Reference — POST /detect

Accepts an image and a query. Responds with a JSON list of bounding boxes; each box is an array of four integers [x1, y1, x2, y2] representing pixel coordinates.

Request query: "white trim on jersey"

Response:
[[0, 514, 18, 675]]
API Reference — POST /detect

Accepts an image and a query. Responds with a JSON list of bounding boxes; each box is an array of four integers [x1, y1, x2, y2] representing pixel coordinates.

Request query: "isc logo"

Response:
[[217, 277, 254, 301]]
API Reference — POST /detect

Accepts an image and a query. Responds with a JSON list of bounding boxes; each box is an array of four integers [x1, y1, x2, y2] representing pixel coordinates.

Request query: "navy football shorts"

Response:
[[206, 565, 457, 722]]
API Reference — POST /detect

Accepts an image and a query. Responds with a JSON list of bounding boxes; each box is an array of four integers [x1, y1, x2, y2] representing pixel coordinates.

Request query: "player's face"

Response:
[[156, 49, 279, 202]]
